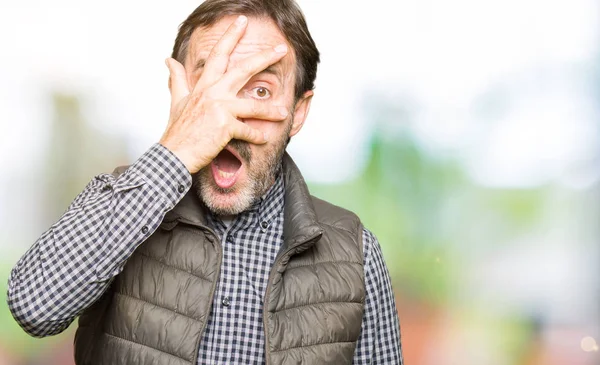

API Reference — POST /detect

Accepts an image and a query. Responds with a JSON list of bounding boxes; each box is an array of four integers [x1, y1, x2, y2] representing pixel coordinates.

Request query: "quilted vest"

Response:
[[73, 153, 365, 365]]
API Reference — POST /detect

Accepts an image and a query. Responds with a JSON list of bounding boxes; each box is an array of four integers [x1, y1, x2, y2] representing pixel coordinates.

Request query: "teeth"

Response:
[[218, 170, 235, 179]]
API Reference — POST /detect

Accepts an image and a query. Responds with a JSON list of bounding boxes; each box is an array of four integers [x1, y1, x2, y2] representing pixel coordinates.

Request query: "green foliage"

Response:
[[310, 133, 462, 303], [309, 131, 548, 305]]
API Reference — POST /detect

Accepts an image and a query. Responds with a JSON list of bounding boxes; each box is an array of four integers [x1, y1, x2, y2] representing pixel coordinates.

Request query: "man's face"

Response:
[[184, 15, 309, 216]]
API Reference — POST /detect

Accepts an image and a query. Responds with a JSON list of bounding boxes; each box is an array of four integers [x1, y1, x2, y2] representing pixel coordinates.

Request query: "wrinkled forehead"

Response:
[[185, 15, 296, 74]]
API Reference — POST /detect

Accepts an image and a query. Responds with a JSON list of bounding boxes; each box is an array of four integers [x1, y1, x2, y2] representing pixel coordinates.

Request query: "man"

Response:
[[7, 0, 403, 364]]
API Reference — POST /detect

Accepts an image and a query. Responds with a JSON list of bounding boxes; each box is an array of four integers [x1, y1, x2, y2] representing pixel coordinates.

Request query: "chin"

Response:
[[195, 169, 256, 216]]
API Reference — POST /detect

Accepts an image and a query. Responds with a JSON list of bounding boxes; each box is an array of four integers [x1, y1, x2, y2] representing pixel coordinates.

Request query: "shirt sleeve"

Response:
[[352, 228, 404, 364], [6, 143, 192, 338]]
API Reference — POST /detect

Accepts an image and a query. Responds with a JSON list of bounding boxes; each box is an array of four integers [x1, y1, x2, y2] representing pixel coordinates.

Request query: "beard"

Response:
[[192, 122, 291, 216]]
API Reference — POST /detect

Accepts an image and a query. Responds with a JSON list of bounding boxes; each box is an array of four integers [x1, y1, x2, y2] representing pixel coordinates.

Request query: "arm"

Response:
[[6, 144, 191, 337], [353, 229, 404, 365], [8, 14, 290, 339]]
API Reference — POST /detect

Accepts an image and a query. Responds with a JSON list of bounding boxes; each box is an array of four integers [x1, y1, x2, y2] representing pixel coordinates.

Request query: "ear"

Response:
[[289, 90, 314, 138]]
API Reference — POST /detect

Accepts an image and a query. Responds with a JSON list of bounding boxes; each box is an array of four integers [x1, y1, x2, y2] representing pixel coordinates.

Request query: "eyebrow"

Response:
[[194, 58, 284, 84]]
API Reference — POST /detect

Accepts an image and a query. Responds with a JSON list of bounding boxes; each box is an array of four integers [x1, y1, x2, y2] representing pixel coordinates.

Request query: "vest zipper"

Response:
[[262, 230, 323, 365], [191, 229, 222, 365]]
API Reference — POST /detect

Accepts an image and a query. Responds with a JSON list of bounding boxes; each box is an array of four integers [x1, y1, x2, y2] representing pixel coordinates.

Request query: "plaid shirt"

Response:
[[7, 144, 403, 364]]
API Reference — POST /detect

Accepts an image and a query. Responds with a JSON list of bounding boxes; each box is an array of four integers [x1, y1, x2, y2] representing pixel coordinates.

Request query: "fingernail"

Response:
[[274, 44, 288, 53], [278, 107, 288, 117], [236, 15, 247, 26]]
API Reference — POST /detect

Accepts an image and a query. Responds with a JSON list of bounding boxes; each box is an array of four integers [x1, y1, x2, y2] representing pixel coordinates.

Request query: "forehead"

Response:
[[186, 15, 295, 69]]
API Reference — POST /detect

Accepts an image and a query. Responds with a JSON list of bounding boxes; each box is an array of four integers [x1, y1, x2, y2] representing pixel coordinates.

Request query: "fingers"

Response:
[[166, 58, 190, 109], [218, 44, 288, 93], [197, 15, 248, 89], [228, 99, 289, 122], [228, 120, 267, 145]]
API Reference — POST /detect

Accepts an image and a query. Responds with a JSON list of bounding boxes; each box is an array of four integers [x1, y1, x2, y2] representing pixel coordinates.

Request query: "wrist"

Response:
[[158, 140, 196, 174], [128, 143, 193, 205]]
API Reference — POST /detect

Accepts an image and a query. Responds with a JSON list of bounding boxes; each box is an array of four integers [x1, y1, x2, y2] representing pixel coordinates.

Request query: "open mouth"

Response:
[[210, 147, 243, 189]]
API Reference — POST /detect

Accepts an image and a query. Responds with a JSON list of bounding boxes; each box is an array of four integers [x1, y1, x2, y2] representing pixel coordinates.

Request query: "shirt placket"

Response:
[[214, 218, 245, 364], [198, 173, 284, 364]]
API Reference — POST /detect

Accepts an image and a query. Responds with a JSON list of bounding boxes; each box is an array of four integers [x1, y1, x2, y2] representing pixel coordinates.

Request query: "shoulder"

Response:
[[309, 195, 362, 233], [309, 195, 365, 259], [307, 195, 380, 253]]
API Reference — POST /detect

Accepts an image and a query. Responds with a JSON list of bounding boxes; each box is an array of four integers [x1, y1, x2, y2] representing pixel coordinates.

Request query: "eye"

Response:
[[250, 86, 271, 100]]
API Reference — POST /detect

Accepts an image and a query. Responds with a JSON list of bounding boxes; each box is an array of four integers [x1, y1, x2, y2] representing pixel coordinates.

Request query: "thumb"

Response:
[[166, 58, 190, 106]]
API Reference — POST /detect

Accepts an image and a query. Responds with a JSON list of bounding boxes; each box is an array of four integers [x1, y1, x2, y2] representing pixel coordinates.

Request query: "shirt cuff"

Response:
[[125, 143, 192, 208]]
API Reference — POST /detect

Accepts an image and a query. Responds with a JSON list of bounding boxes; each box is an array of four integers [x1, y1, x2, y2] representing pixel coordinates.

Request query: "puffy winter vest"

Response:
[[74, 154, 365, 365]]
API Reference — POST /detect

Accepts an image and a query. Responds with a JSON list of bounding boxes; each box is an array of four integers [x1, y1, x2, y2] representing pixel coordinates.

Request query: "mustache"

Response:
[[227, 139, 252, 163]]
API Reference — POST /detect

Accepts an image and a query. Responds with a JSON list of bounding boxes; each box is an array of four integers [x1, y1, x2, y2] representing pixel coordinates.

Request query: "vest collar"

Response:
[[280, 153, 323, 254], [163, 152, 323, 251]]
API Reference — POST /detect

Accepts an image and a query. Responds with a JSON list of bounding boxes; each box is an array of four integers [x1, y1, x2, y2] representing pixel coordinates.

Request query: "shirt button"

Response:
[[142, 226, 149, 234], [178, 184, 186, 194], [226, 236, 234, 243], [102, 184, 113, 192], [260, 221, 269, 229], [222, 297, 231, 307]]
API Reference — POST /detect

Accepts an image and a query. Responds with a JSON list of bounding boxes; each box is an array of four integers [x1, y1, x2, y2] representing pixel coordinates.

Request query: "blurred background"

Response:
[[1, 0, 599, 364]]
